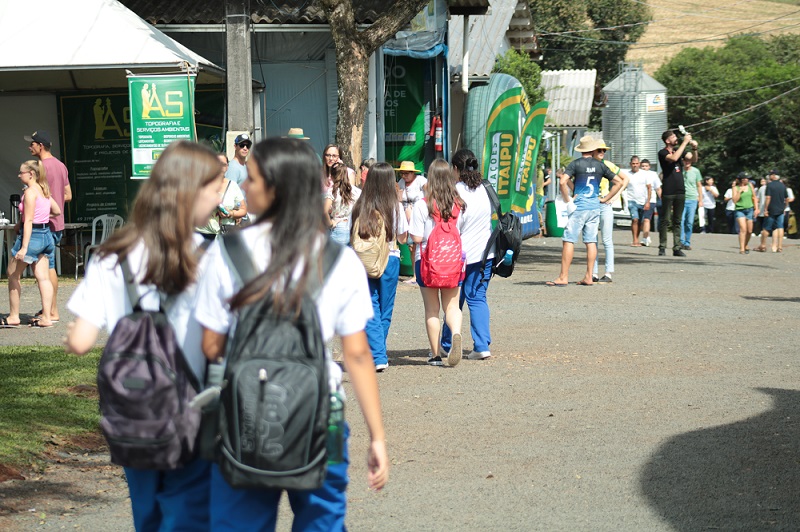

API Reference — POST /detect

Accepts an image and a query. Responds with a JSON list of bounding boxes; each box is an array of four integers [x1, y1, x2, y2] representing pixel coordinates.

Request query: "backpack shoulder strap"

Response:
[[479, 181, 503, 275], [120, 257, 143, 312], [482, 180, 502, 218], [220, 231, 259, 287], [309, 236, 342, 299]]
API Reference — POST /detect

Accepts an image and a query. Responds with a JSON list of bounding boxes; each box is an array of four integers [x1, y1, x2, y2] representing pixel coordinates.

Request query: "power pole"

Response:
[[226, 0, 254, 142]]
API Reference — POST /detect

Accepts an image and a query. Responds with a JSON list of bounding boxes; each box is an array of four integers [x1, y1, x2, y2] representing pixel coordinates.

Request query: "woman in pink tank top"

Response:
[[4, 160, 61, 327]]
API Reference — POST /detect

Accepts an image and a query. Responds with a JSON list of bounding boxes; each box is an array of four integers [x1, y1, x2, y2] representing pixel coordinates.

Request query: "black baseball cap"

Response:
[[24, 130, 51, 147], [234, 133, 252, 147]]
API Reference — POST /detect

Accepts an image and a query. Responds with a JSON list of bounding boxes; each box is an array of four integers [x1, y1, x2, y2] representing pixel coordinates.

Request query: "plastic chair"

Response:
[[75, 214, 124, 279]]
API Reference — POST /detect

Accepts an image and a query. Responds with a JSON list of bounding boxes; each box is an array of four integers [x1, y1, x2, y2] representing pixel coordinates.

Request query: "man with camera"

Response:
[[657, 130, 698, 256]]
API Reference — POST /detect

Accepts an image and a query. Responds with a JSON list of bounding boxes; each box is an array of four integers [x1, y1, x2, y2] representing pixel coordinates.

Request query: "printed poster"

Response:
[[482, 87, 524, 212]]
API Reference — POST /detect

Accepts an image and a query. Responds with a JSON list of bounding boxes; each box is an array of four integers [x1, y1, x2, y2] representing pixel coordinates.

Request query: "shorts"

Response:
[[628, 201, 644, 221], [763, 213, 785, 232], [47, 229, 63, 269], [563, 209, 600, 244], [11, 227, 55, 265], [734, 208, 754, 221]]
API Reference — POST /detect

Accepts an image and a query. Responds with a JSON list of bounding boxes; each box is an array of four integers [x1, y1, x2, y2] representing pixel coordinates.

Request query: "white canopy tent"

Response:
[[0, 0, 224, 90]]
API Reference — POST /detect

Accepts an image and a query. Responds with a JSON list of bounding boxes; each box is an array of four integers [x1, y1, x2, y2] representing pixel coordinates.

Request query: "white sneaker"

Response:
[[448, 334, 462, 367], [467, 350, 492, 360], [643, 236, 651, 247], [375, 363, 388, 372]]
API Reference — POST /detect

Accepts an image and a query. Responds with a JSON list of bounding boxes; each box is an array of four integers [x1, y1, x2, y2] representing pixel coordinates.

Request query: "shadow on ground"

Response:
[[640, 388, 800, 530]]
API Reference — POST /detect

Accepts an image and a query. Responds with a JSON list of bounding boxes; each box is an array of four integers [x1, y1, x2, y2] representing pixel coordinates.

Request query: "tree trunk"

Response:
[[321, 0, 432, 168]]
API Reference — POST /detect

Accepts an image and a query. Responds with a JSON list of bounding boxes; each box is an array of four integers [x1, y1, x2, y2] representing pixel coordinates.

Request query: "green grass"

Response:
[[0, 346, 101, 466]]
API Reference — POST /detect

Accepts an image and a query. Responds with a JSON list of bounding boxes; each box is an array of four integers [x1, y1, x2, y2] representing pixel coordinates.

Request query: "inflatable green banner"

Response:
[[511, 101, 549, 214], [482, 87, 523, 211], [128, 74, 196, 178]]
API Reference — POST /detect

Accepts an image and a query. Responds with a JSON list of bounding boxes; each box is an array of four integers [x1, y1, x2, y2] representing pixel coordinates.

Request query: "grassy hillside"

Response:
[[626, 0, 800, 74]]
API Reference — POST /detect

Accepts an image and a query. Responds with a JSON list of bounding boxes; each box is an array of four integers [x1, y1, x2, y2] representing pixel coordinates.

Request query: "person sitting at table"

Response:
[[4, 160, 61, 328]]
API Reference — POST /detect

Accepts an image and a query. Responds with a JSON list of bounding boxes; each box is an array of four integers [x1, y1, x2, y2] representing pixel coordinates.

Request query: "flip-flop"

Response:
[[0, 317, 20, 328], [576, 280, 594, 286], [33, 310, 59, 323], [29, 320, 54, 329], [545, 281, 567, 287]]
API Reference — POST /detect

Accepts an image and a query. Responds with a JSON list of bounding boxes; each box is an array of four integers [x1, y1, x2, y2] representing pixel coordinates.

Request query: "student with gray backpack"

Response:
[[196, 138, 388, 530], [65, 141, 225, 531]]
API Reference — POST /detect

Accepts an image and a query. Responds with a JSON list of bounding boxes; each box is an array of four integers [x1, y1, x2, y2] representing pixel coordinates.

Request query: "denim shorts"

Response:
[[735, 208, 754, 221], [563, 209, 600, 244], [763, 213, 785, 232], [46, 229, 63, 269], [628, 201, 644, 221], [11, 227, 55, 265]]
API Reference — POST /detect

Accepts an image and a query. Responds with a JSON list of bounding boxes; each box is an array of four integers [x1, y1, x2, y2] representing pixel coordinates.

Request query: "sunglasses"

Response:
[[596, 149, 607, 153]]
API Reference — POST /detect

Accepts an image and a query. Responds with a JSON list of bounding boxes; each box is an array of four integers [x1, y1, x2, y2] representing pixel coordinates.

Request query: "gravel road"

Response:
[[1, 230, 798, 531]]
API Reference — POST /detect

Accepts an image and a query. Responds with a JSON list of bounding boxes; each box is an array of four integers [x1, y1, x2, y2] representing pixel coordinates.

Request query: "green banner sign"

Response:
[[384, 57, 425, 168], [511, 101, 549, 214], [482, 87, 523, 211], [128, 74, 196, 178]]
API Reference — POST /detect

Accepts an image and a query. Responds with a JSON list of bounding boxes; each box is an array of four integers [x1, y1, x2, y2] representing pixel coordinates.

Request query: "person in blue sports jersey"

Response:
[[547, 136, 623, 287]]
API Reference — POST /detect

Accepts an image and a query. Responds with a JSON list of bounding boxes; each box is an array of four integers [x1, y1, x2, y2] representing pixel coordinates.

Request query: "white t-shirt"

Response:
[[409, 198, 464, 262], [225, 159, 248, 187], [702, 185, 719, 209], [756, 186, 767, 217], [390, 203, 409, 259], [724, 188, 735, 211], [67, 236, 211, 382], [220, 179, 246, 228], [455, 182, 494, 264], [194, 224, 373, 390], [627, 170, 654, 205], [399, 175, 427, 208], [641, 170, 660, 203], [786, 188, 795, 213]]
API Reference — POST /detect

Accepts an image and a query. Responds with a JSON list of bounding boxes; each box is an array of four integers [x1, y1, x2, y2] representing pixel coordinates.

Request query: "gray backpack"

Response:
[[215, 233, 341, 490], [97, 258, 201, 470]]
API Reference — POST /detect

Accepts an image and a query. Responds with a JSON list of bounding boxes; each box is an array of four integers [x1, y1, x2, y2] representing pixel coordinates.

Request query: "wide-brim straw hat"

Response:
[[395, 161, 421, 173], [284, 127, 310, 140], [575, 136, 611, 152]]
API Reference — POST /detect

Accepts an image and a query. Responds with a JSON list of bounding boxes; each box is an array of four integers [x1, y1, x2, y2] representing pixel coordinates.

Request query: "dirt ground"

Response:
[[1, 230, 798, 531]]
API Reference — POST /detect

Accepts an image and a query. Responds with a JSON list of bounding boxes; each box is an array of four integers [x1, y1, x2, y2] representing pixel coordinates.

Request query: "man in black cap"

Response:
[[225, 133, 251, 186], [657, 129, 697, 256], [25, 130, 72, 323]]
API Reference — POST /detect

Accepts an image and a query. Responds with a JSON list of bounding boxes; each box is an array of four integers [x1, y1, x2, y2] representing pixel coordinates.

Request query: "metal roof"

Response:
[[118, 0, 385, 25], [448, 0, 537, 78], [604, 69, 667, 93], [540, 69, 597, 127]]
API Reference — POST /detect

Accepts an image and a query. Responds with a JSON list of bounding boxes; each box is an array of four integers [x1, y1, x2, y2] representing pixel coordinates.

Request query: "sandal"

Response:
[[0, 317, 20, 328], [33, 310, 59, 323], [29, 320, 54, 329]]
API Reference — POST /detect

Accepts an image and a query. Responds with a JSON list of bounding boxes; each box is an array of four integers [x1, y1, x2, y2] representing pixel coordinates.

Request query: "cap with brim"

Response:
[[234, 133, 252, 146], [24, 130, 51, 146], [284, 127, 310, 140], [769, 169, 779, 174], [395, 161, 421, 173]]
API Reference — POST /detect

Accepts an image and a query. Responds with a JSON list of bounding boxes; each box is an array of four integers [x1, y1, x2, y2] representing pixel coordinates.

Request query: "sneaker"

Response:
[[642, 237, 651, 247], [427, 354, 444, 366], [467, 350, 492, 360], [592, 275, 599, 283], [448, 334, 462, 367], [682, 245, 692, 250], [375, 363, 388, 372], [673, 249, 686, 257], [598, 274, 613, 283], [658, 248, 666, 256]]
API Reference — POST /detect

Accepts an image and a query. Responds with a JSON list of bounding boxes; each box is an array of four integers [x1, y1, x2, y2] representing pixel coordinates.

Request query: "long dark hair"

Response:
[[98, 141, 220, 295], [230, 138, 328, 313], [351, 162, 397, 243], [452, 149, 482, 190], [322, 143, 340, 178], [331, 163, 353, 205], [425, 159, 464, 222]]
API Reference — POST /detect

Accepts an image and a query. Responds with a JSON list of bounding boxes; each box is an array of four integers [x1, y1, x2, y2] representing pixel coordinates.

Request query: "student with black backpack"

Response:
[[65, 141, 225, 531], [196, 138, 388, 530]]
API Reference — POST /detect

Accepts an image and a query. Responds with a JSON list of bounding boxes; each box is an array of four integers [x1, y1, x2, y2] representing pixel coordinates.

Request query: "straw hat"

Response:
[[284, 127, 310, 140], [395, 161, 421, 173], [575, 136, 610, 153]]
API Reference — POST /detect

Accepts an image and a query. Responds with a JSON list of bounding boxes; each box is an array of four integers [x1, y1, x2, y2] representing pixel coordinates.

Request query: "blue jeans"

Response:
[[681, 199, 698, 246], [210, 426, 350, 531], [592, 202, 614, 276], [125, 458, 211, 532], [441, 260, 492, 353], [365, 256, 400, 365]]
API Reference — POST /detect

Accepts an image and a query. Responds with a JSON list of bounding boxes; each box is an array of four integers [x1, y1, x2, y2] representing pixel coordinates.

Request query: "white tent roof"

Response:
[[0, 0, 224, 90]]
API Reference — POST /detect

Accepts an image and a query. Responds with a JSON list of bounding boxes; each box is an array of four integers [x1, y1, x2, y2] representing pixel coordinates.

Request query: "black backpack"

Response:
[[216, 232, 342, 490], [480, 180, 523, 278], [97, 258, 202, 470]]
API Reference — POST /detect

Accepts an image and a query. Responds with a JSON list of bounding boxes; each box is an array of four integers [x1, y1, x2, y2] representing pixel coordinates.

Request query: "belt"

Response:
[[31, 223, 48, 229]]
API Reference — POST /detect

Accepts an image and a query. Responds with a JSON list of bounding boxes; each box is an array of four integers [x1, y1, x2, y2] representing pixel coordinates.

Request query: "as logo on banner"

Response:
[[139, 83, 185, 119], [92, 98, 130, 140]]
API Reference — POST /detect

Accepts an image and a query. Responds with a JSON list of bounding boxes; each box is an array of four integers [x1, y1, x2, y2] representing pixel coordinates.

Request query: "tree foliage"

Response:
[[493, 49, 545, 103], [529, 0, 651, 85], [655, 35, 800, 191]]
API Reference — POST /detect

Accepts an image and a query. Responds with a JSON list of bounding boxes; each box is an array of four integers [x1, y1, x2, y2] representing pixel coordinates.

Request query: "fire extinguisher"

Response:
[[429, 114, 443, 152]]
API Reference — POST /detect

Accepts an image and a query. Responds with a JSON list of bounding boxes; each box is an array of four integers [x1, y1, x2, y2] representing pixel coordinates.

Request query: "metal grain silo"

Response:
[[602, 63, 667, 171]]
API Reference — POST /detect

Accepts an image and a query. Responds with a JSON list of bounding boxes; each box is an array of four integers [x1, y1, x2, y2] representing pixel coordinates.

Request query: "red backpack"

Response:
[[420, 201, 464, 288]]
